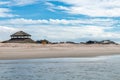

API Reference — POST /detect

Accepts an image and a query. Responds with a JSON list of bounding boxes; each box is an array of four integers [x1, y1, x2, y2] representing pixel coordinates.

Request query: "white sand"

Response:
[[0, 43, 120, 59]]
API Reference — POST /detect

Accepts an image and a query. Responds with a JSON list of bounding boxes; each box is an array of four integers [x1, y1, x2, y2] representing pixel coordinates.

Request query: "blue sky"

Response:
[[0, 0, 120, 42]]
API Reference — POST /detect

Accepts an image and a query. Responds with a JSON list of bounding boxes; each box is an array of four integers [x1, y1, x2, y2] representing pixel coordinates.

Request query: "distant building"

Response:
[[85, 40, 117, 45], [86, 40, 98, 44], [3, 31, 35, 43], [36, 39, 50, 44], [100, 40, 116, 44]]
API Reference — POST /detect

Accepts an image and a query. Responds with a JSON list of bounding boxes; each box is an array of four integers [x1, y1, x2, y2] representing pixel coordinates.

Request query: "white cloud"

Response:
[[10, 0, 38, 6], [0, 8, 16, 17], [1, 24, 120, 42], [0, 1, 10, 5], [19, 25, 120, 42], [0, 26, 18, 32], [0, 18, 115, 27], [45, 2, 56, 12], [0, 26, 19, 40], [0, 18, 120, 42], [1, 0, 39, 6], [50, 0, 120, 17], [0, 0, 39, 6], [0, 0, 38, 17]]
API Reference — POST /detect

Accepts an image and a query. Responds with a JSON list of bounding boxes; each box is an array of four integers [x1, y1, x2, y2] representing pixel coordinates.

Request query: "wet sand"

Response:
[[0, 43, 120, 60]]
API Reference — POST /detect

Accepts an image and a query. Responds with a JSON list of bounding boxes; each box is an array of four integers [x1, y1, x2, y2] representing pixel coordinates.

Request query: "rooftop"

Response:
[[11, 31, 31, 37]]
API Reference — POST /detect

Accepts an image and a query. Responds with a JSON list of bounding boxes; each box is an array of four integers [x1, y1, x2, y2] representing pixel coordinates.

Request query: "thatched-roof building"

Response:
[[3, 31, 35, 43], [11, 31, 31, 38]]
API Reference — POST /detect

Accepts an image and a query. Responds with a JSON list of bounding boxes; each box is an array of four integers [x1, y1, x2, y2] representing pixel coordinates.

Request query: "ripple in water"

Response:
[[0, 55, 120, 80]]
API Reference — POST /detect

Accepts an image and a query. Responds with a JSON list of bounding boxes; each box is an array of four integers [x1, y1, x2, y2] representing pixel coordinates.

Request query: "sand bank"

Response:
[[0, 43, 120, 60]]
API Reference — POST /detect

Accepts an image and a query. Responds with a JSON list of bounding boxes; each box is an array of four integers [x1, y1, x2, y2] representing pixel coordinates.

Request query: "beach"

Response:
[[0, 43, 120, 60]]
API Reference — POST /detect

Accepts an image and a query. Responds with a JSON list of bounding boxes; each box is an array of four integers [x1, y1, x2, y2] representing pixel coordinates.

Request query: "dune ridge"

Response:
[[0, 43, 120, 60]]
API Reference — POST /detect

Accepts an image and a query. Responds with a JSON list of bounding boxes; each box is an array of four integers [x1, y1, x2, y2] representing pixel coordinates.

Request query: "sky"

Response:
[[0, 0, 120, 42]]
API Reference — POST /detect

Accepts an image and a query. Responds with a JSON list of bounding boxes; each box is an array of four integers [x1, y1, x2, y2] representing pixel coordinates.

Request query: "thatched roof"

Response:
[[11, 31, 31, 37]]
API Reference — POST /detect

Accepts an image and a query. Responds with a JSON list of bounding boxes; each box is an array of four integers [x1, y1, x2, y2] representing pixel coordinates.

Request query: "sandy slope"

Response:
[[0, 43, 120, 60]]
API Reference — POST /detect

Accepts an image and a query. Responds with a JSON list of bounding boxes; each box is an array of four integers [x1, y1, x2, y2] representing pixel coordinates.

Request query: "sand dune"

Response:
[[0, 43, 120, 60]]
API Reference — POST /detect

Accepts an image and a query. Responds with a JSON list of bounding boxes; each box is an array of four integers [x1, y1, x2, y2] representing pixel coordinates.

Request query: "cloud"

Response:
[[48, 0, 120, 17], [0, 1, 10, 5], [0, 24, 120, 42], [0, 0, 38, 18], [0, 0, 39, 6], [0, 18, 116, 27], [0, 18, 120, 42], [0, 26, 19, 41], [15, 25, 120, 42], [45, 2, 56, 12], [0, 8, 16, 17], [0, 26, 18, 32], [9, 0, 39, 6]]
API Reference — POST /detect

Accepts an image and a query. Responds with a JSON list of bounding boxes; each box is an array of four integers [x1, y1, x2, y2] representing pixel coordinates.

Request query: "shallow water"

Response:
[[0, 55, 120, 80]]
